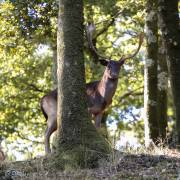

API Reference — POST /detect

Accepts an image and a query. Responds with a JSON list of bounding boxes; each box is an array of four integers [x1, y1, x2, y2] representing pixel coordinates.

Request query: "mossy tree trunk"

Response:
[[51, 0, 111, 169], [157, 39, 168, 141], [158, 0, 180, 148], [144, 0, 159, 147]]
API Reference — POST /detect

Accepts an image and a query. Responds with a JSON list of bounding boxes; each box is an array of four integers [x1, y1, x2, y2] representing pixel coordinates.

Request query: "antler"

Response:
[[86, 23, 144, 64], [86, 23, 109, 64], [121, 33, 144, 61]]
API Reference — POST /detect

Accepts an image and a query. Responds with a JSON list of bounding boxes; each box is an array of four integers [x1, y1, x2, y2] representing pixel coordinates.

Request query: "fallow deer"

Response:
[[40, 24, 143, 154]]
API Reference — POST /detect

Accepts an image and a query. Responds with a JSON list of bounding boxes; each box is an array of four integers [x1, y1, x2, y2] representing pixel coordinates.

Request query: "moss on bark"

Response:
[[48, 0, 111, 169], [158, 0, 180, 147], [157, 40, 168, 141], [144, 0, 159, 146]]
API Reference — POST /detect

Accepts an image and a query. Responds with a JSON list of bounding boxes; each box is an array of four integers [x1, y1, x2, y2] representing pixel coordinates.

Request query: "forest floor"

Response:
[[0, 147, 180, 180]]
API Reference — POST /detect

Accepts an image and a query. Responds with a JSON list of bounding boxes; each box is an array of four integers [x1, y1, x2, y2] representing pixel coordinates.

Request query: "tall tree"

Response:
[[158, 0, 180, 147], [157, 39, 168, 141], [144, 0, 159, 146], [1, 0, 146, 158], [52, 0, 110, 169]]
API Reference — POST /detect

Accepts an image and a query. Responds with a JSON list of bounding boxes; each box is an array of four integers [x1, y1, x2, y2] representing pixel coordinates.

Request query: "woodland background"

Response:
[[0, 0, 179, 161]]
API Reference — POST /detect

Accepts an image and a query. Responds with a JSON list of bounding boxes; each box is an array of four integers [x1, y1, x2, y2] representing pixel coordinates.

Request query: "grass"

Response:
[[0, 145, 179, 180]]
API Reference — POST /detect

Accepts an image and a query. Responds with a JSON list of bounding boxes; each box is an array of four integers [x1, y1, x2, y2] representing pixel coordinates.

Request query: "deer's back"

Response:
[[40, 89, 57, 120], [41, 80, 106, 117]]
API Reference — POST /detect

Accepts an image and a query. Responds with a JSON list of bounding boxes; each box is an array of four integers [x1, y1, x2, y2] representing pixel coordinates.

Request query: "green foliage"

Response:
[[0, 2, 53, 157], [9, 0, 58, 46], [0, 0, 146, 159]]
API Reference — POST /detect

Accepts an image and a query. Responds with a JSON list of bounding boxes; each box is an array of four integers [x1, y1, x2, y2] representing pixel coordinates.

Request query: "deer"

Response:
[[40, 23, 144, 154]]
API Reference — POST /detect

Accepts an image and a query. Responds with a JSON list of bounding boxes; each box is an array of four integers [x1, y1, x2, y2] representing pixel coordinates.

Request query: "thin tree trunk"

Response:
[[51, 46, 57, 88], [158, 0, 180, 148], [51, 0, 110, 169], [144, 0, 159, 147], [157, 39, 168, 141]]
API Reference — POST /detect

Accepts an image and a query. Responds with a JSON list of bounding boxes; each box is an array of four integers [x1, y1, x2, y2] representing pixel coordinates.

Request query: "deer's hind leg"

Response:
[[94, 113, 103, 128], [45, 115, 57, 154]]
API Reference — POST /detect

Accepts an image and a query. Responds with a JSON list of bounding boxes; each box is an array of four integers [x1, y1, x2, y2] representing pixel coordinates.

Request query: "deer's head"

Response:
[[99, 59, 124, 79], [86, 23, 144, 80]]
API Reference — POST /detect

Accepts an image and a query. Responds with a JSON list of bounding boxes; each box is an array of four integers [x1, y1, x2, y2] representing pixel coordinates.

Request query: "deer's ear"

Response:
[[99, 59, 109, 66]]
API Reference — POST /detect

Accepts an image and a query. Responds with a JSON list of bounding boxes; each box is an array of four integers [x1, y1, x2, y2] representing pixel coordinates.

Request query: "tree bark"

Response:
[[157, 39, 168, 141], [158, 0, 180, 147], [144, 0, 159, 146], [51, 0, 111, 169]]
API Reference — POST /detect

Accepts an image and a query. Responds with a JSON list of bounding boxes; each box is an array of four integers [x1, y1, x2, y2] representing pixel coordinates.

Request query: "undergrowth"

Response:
[[0, 144, 179, 180]]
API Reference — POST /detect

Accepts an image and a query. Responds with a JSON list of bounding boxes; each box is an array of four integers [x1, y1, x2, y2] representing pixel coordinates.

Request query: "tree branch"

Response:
[[118, 86, 143, 102], [16, 131, 43, 144], [27, 83, 45, 93]]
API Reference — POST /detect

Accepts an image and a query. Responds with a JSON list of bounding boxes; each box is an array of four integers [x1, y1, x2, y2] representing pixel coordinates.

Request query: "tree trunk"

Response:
[[51, 0, 111, 169], [144, 0, 159, 146], [158, 0, 180, 148], [157, 39, 168, 141]]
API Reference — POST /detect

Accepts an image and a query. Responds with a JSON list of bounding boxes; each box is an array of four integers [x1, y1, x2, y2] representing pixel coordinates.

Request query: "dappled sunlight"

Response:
[[0, 0, 179, 179]]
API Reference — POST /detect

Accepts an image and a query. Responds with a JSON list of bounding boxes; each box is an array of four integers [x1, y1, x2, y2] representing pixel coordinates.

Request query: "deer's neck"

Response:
[[98, 72, 118, 104]]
